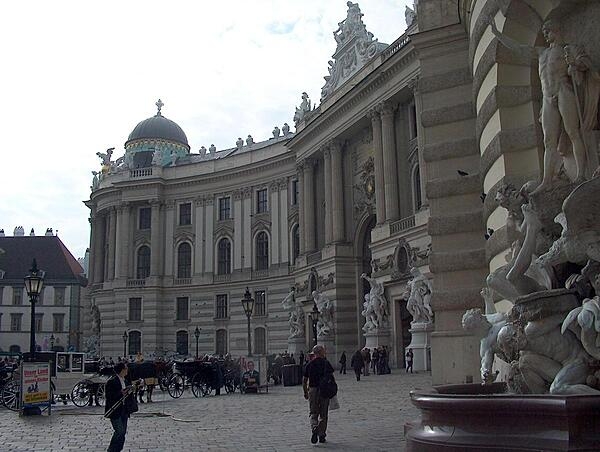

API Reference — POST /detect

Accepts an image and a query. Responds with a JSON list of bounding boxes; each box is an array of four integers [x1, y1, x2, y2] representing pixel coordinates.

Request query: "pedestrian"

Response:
[[381, 346, 391, 374], [105, 362, 135, 452], [350, 350, 363, 381], [371, 348, 379, 375], [299, 351, 305, 367], [362, 348, 371, 376], [406, 348, 414, 373], [339, 351, 347, 374], [302, 345, 335, 444]]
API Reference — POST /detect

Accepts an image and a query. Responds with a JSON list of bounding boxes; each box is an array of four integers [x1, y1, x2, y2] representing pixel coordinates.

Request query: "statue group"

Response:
[[281, 288, 305, 340], [360, 273, 390, 332]]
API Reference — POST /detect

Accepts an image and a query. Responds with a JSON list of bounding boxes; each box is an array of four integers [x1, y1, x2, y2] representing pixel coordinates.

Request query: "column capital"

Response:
[[269, 180, 280, 192], [367, 108, 381, 122], [242, 187, 253, 199], [407, 76, 420, 94], [277, 177, 288, 191], [303, 158, 317, 170], [232, 189, 243, 201], [149, 199, 162, 208], [165, 199, 176, 210], [205, 196, 214, 206], [295, 161, 304, 173], [379, 101, 397, 117], [194, 196, 204, 207]]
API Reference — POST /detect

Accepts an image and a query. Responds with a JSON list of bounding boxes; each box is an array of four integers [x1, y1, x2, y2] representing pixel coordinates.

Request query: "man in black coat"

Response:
[[302, 345, 335, 444], [105, 362, 133, 452]]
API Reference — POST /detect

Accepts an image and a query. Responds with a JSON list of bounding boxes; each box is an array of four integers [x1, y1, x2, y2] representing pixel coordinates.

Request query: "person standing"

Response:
[[371, 348, 379, 375], [406, 348, 414, 373], [302, 345, 335, 444], [339, 351, 347, 375], [350, 350, 363, 381], [362, 348, 371, 376], [105, 362, 134, 452]]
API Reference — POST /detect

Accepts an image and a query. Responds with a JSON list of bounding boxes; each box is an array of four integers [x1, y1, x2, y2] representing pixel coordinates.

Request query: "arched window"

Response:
[[217, 238, 231, 275], [215, 329, 227, 355], [136, 246, 151, 279], [256, 231, 269, 270], [176, 330, 189, 356], [177, 243, 192, 278], [128, 331, 141, 355], [292, 225, 300, 263], [9, 345, 20, 353], [254, 327, 266, 355], [413, 165, 422, 212]]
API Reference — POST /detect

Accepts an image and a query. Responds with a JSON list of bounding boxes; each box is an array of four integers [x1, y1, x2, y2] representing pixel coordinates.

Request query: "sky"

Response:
[[0, 0, 412, 259]]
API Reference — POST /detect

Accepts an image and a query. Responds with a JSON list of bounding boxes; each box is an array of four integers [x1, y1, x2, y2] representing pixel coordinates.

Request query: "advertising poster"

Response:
[[21, 362, 51, 406]]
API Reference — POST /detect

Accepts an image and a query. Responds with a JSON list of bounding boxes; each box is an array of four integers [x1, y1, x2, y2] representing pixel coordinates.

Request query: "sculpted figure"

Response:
[[281, 288, 305, 339], [360, 273, 389, 329], [462, 288, 508, 384], [90, 303, 101, 334], [200, 146, 207, 156], [236, 137, 244, 149], [361, 294, 377, 332], [405, 5, 417, 28], [152, 148, 163, 166], [209, 144, 216, 153], [170, 151, 178, 166], [91, 171, 99, 191], [406, 267, 434, 324], [490, 19, 600, 193], [272, 126, 280, 138], [312, 290, 334, 338], [293, 92, 312, 126], [282, 123, 291, 136], [246, 135, 254, 146], [96, 147, 115, 173]]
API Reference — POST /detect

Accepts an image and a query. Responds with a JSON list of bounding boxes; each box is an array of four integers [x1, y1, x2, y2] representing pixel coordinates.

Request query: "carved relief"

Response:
[[353, 155, 376, 219]]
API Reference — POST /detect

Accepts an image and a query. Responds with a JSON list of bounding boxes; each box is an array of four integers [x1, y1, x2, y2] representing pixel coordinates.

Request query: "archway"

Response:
[[355, 214, 377, 346]]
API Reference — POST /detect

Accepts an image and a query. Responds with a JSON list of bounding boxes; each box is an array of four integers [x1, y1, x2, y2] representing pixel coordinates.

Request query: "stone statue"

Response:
[[462, 288, 508, 384], [91, 171, 99, 191], [90, 303, 101, 335], [293, 92, 312, 126], [361, 294, 377, 333], [490, 18, 600, 194], [152, 148, 163, 166], [282, 123, 291, 136], [405, 5, 417, 28], [170, 150, 178, 166], [312, 290, 334, 338], [405, 267, 434, 324], [209, 144, 216, 153], [360, 273, 389, 331], [563, 271, 600, 360], [281, 287, 304, 339], [200, 146, 207, 156], [246, 135, 254, 146], [236, 138, 244, 149], [272, 126, 280, 138], [96, 147, 115, 173]]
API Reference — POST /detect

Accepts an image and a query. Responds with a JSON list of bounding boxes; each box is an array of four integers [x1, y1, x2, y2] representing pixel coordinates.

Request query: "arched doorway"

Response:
[[355, 215, 376, 346]]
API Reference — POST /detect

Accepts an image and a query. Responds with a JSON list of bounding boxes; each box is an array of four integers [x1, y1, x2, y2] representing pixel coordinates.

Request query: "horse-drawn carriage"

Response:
[[167, 360, 217, 398]]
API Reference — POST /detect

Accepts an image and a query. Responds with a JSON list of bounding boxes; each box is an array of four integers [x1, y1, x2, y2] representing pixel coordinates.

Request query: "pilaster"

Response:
[[381, 101, 400, 221]]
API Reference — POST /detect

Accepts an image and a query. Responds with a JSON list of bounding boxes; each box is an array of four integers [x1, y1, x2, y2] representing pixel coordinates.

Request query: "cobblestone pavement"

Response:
[[0, 370, 431, 452]]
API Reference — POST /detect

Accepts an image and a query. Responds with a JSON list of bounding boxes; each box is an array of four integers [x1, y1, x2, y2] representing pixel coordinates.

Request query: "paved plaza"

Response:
[[0, 370, 430, 452]]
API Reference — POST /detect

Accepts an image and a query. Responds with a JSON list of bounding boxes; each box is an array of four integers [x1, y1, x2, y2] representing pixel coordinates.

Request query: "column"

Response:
[[88, 216, 95, 283], [381, 102, 400, 221], [410, 77, 428, 207], [369, 108, 386, 224], [164, 201, 175, 276], [323, 148, 333, 244], [233, 190, 243, 270], [242, 188, 252, 269], [303, 159, 316, 252], [297, 163, 305, 255], [194, 198, 204, 275], [279, 179, 289, 264], [92, 214, 105, 284], [117, 203, 130, 279], [150, 200, 162, 276], [204, 198, 214, 273], [107, 208, 117, 280], [269, 181, 280, 265], [330, 141, 345, 242]]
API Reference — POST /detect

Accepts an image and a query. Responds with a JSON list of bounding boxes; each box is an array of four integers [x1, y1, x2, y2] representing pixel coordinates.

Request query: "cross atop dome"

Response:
[[155, 99, 164, 116]]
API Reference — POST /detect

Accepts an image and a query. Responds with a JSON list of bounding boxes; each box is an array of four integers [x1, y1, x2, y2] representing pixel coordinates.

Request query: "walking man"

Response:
[[339, 351, 347, 374], [105, 362, 133, 452], [406, 348, 414, 373], [351, 349, 363, 381], [303, 345, 335, 444]]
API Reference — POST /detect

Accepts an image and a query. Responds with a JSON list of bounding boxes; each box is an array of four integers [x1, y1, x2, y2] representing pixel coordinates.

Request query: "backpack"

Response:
[[319, 372, 338, 399]]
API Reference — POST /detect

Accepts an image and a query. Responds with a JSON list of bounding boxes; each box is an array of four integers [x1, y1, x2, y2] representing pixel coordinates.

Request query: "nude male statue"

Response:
[[489, 18, 588, 193]]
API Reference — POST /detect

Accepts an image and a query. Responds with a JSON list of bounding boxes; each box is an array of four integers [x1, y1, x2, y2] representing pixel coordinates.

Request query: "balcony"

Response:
[[390, 215, 416, 235], [214, 274, 231, 283], [381, 32, 410, 61], [307, 250, 321, 265], [126, 279, 146, 287], [173, 277, 192, 286], [252, 269, 269, 279]]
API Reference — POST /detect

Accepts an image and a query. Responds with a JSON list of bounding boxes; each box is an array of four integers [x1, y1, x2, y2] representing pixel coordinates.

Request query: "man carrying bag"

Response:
[[302, 345, 337, 444], [104, 362, 140, 452]]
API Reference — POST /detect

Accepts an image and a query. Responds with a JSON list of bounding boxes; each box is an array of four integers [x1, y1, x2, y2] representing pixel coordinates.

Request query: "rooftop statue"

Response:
[[490, 18, 600, 195], [236, 137, 244, 149], [209, 144, 216, 153], [91, 171, 99, 191], [405, 5, 417, 28], [246, 135, 254, 146], [282, 123, 291, 136], [272, 126, 280, 138], [293, 92, 312, 127], [200, 146, 207, 156], [96, 147, 115, 173]]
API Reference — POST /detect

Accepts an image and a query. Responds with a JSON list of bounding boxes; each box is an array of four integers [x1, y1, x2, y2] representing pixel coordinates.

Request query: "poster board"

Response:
[[20, 362, 51, 410]]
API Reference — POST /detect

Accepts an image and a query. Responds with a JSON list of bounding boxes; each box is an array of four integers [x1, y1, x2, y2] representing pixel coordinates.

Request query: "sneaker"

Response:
[[319, 436, 327, 443], [311, 432, 318, 444]]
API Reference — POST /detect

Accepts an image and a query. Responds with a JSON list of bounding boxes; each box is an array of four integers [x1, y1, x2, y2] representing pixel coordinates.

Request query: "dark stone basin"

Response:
[[405, 383, 600, 451]]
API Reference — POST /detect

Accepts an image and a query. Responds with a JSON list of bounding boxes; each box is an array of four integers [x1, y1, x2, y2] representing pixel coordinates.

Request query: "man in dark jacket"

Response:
[[339, 351, 347, 374], [105, 362, 133, 452], [302, 345, 335, 444], [350, 350, 363, 381]]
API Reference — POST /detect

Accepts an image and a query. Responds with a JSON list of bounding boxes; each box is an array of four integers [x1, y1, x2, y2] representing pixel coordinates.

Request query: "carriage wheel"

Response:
[[158, 372, 171, 392], [167, 374, 184, 398], [191, 373, 210, 398], [95, 383, 105, 406], [1, 381, 20, 411], [224, 380, 235, 394], [71, 381, 92, 407]]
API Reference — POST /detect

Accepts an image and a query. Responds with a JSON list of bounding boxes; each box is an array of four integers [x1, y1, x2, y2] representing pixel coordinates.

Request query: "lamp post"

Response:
[[122, 331, 128, 358], [49, 334, 55, 351], [311, 303, 320, 347], [241, 287, 255, 357], [194, 326, 201, 359], [24, 259, 45, 362]]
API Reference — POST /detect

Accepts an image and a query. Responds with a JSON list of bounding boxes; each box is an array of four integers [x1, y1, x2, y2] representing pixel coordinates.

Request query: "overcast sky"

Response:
[[0, 0, 411, 259]]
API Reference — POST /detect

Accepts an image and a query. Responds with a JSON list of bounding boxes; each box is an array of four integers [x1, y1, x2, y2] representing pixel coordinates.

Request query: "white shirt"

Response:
[[117, 375, 126, 390]]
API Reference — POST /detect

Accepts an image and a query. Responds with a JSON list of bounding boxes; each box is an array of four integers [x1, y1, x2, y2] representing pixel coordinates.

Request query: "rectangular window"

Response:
[[218, 197, 231, 220], [291, 180, 298, 205], [254, 290, 266, 317], [256, 189, 268, 213], [10, 314, 22, 332], [35, 314, 44, 333], [0, 286, 4, 305], [13, 287, 23, 306], [54, 287, 66, 306], [129, 297, 142, 322], [176, 297, 189, 321], [179, 202, 192, 226], [215, 294, 228, 319], [139, 207, 151, 230], [53, 314, 65, 332]]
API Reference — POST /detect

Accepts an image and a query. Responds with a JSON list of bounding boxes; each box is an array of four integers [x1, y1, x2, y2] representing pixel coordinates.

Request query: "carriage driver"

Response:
[[242, 361, 260, 392]]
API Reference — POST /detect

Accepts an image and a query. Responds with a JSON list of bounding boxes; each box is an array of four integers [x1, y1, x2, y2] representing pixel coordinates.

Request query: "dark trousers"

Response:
[[308, 387, 329, 437], [108, 413, 128, 452], [406, 361, 413, 373], [339, 363, 346, 374], [354, 368, 361, 381]]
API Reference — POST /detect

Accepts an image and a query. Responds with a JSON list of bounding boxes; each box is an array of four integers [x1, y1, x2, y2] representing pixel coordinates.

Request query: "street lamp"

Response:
[[311, 303, 320, 347], [122, 331, 128, 358], [241, 287, 255, 357], [24, 259, 45, 362], [49, 334, 55, 351], [194, 326, 201, 359]]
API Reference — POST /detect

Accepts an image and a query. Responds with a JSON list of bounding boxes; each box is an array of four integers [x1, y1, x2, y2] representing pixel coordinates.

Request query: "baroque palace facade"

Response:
[[87, 0, 600, 385]]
